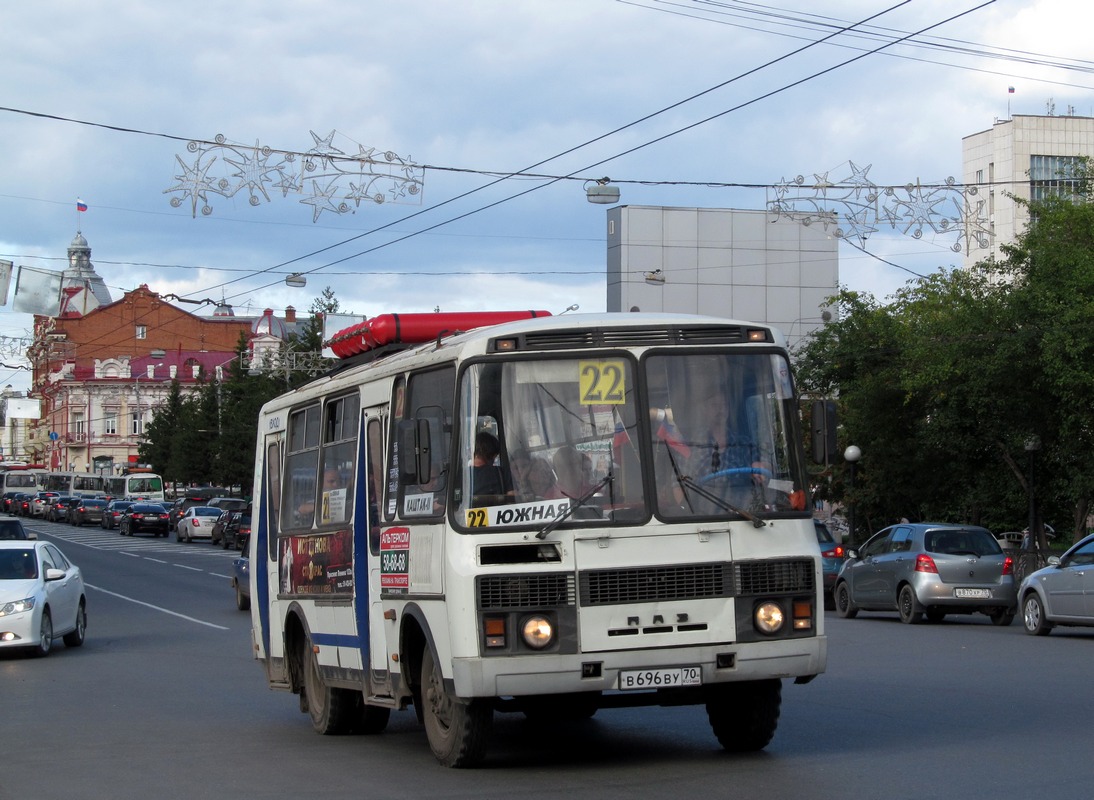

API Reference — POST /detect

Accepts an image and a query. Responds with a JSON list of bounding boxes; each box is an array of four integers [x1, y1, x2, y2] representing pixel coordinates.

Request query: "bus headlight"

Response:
[[754, 602, 785, 634], [521, 615, 554, 649]]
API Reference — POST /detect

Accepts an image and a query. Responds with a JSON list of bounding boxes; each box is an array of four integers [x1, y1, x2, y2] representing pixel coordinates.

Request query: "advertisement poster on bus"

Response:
[[278, 530, 353, 595]]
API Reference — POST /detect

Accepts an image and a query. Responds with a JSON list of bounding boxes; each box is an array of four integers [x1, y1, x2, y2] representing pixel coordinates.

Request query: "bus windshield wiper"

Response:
[[676, 475, 766, 528], [536, 473, 614, 540]]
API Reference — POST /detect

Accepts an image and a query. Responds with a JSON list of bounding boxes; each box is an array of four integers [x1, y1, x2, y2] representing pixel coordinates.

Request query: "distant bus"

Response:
[[0, 466, 49, 494], [42, 471, 106, 496], [104, 472, 165, 502]]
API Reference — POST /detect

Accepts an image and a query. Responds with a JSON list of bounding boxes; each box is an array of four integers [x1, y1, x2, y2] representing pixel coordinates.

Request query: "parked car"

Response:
[[0, 519, 33, 540], [815, 519, 845, 610], [30, 492, 60, 518], [1018, 533, 1094, 635], [834, 523, 1017, 625], [101, 500, 135, 530], [210, 510, 239, 547], [45, 496, 79, 523], [230, 553, 250, 610], [224, 512, 251, 551], [176, 506, 221, 542], [70, 498, 109, 527], [0, 540, 87, 656], [119, 503, 171, 537]]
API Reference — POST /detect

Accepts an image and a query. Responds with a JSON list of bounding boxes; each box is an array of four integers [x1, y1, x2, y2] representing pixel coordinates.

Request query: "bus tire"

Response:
[[705, 678, 781, 752], [302, 639, 357, 735], [357, 704, 391, 735], [421, 645, 492, 767]]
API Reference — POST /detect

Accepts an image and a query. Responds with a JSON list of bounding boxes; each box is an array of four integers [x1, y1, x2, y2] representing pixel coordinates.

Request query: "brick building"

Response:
[[25, 232, 301, 474]]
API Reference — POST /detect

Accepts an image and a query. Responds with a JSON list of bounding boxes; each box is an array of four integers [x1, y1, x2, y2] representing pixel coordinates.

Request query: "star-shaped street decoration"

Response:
[[164, 154, 219, 217], [300, 177, 345, 222]]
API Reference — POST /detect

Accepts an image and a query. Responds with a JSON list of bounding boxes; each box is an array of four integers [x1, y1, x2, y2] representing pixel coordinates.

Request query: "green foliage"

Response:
[[796, 191, 1094, 544]]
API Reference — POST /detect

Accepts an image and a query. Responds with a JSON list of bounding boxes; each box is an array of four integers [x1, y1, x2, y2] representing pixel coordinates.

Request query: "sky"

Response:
[[2, 0, 1091, 393]]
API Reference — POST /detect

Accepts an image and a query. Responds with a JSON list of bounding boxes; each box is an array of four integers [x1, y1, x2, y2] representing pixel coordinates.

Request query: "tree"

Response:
[[795, 188, 1094, 544], [139, 378, 185, 481]]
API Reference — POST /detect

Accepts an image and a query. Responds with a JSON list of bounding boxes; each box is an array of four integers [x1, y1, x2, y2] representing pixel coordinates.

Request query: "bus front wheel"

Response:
[[706, 678, 781, 752], [302, 638, 358, 735], [421, 646, 492, 767]]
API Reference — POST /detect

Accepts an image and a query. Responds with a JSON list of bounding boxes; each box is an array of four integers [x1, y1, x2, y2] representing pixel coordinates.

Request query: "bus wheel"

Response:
[[302, 639, 357, 735], [357, 704, 391, 735], [705, 679, 781, 752], [421, 646, 491, 767]]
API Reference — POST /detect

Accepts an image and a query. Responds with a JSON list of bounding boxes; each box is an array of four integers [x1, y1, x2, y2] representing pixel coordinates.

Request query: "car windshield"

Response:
[[195, 508, 221, 517], [131, 505, 164, 513], [0, 549, 37, 580]]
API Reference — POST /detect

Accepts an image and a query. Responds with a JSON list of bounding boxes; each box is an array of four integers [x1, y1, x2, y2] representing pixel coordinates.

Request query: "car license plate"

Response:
[[954, 588, 992, 599], [618, 666, 702, 691]]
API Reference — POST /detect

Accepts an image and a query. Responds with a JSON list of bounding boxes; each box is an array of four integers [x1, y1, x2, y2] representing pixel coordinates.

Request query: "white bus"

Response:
[[250, 311, 826, 767], [1, 466, 48, 494], [104, 471, 166, 502], [42, 471, 105, 496]]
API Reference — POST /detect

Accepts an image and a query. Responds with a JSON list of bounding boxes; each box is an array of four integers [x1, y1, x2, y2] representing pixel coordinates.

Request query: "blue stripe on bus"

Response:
[[311, 632, 362, 648]]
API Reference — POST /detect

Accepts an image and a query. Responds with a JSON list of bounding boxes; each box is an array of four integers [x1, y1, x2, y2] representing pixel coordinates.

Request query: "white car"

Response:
[[0, 540, 87, 657], [176, 506, 222, 542]]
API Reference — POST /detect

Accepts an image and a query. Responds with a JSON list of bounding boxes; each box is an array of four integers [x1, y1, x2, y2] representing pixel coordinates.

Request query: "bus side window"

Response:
[[366, 417, 383, 555]]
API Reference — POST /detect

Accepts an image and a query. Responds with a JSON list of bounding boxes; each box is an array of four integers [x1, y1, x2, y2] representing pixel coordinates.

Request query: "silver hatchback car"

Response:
[[834, 523, 1017, 625], [1018, 533, 1094, 635]]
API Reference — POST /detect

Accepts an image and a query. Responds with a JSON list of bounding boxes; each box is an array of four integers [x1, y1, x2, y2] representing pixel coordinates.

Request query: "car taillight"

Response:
[[821, 546, 845, 558], [915, 553, 939, 573], [191, 519, 200, 526], [1002, 556, 1014, 575]]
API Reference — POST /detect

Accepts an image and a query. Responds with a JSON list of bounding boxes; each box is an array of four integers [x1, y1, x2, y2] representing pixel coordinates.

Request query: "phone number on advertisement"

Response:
[[617, 666, 702, 691]]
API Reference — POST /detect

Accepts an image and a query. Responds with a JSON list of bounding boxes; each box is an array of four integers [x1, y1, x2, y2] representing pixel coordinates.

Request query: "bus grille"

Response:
[[579, 563, 733, 606], [478, 574, 576, 609], [734, 559, 815, 595]]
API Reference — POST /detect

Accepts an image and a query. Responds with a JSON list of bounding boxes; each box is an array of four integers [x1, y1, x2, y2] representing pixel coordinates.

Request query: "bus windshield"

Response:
[[455, 351, 807, 530]]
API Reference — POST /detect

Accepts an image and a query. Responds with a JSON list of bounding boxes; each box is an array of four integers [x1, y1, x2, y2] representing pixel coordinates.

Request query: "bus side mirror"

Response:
[[811, 399, 837, 464]]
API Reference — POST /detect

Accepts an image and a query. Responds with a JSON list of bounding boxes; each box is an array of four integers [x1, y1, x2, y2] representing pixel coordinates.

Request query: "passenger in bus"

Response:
[[296, 467, 343, 523], [552, 445, 595, 499], [471, 432, 514, 506]]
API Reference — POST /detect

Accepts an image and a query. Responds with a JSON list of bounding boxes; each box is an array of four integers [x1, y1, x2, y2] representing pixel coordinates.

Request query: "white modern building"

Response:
[[962, 114, 1094, 268], [606, 206, 838, 352]]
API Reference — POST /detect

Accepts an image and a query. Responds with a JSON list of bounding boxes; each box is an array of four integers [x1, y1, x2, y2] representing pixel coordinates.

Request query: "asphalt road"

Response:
[[4, 517, 1092, 800]]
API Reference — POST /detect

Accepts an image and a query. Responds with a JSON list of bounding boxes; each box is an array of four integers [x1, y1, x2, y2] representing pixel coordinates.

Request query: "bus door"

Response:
[[362, 411, 392, 684]]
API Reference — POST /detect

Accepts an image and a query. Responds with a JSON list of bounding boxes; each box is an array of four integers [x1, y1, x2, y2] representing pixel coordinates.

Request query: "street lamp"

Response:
[[844, 445, 861, 544]]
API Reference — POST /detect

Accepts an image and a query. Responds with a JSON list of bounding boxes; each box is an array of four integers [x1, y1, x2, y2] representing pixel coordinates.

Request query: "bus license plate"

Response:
[[618, 666, 702, 691], [954, 588, 991, 598]]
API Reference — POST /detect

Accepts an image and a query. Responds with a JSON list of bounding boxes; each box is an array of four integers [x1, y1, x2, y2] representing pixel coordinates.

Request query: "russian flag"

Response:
[[656, 420, 691, 458], [1008, 86, 1015, 94], [76, 199, 88, 212]]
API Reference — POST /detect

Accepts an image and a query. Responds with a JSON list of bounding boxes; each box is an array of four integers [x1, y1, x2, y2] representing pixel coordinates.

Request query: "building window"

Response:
[[104, 412, 118, 436], [131, 412, 142, 436], [73, 412, 85, 435], [1030, 155, 1082, 202], [136, 325, 147, 340]]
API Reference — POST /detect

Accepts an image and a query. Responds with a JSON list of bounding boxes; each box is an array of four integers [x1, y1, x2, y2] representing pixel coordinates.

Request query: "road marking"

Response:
[[85, 583, 229, 630]]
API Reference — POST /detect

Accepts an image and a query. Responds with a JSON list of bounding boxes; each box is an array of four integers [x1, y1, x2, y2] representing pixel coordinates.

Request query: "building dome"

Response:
[[213, 301, 235, 317], [251, 308, 286, 339]]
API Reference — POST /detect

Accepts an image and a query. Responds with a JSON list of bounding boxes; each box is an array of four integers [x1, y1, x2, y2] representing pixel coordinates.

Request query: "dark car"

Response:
[[210, 510, 238, 547], [835, 522, 1017, 625], [0, 519, 33, 540], [101, 500, 135, 530], [47, 496, 81, 523], [14, 493, 33, 517], [70, 498, 109, 526], [224, 512, 251, 551], [2, 491, 23, 513], [119, 503, 171, 537], [815, 519, 846, 610], [230, 553, 250, 610]]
